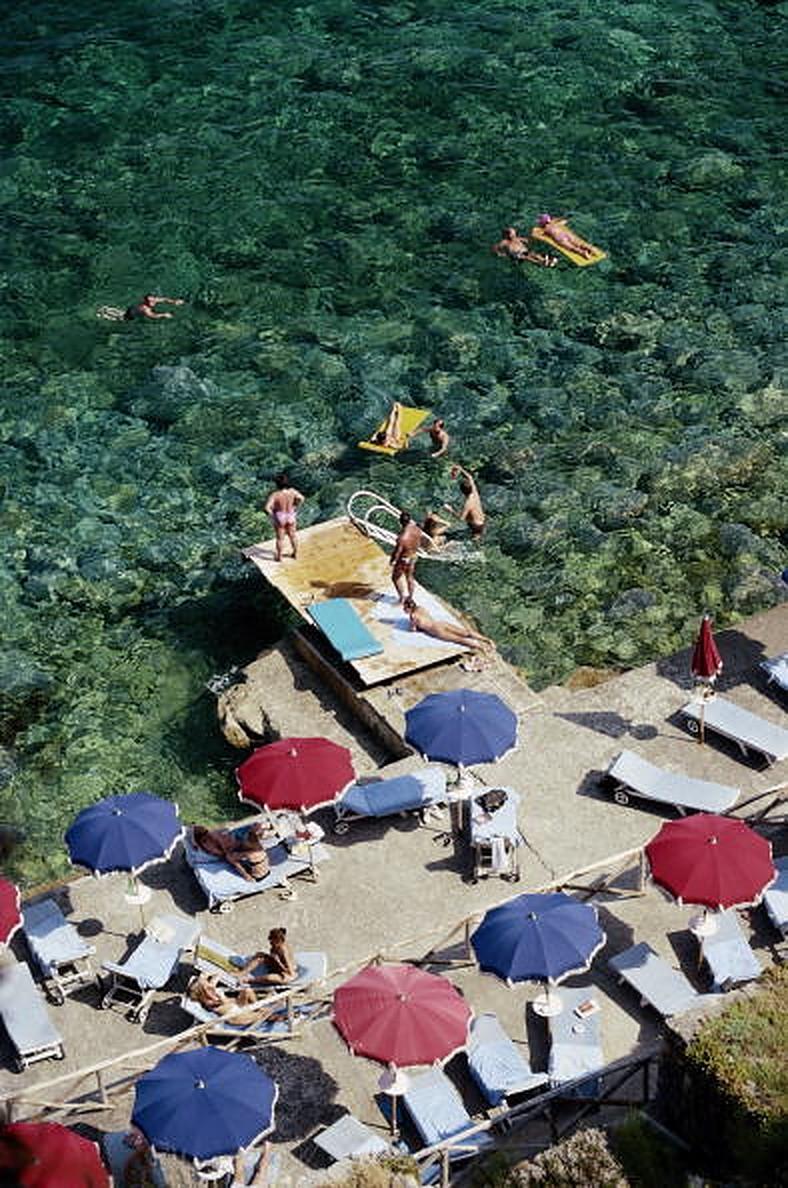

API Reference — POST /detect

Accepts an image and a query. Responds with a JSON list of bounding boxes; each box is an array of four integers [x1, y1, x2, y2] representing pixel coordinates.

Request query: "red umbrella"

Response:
[[645, 813, 775, 911], [333, 962, 471, 1067], [0, 877, 21, 945], [691, 614, 723, 681], [236, 737, 355, 814], [0, 1122, 109, 1188]]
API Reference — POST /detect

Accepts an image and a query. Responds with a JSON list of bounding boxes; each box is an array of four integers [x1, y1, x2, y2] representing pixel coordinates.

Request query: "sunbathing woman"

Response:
[[239, 927, 298, 986], [192, 822, 272, 882], [403, 598, 495, 652], [187, 974, 270, 1026], [372, 401, 406, 448], [535, 214, 595, 259]]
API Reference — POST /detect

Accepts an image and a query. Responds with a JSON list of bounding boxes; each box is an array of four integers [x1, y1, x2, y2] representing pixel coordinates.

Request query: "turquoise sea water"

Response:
[[1, 1, 786, 884]]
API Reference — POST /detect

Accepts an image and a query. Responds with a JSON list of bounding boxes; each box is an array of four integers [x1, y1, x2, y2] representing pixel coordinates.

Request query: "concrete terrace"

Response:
[[0, 605, 785, 1185]]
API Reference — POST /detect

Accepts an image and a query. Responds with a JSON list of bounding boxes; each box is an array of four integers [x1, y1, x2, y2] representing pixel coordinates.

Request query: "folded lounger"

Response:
[[763, 856, 788, 939], [605, 750, 740, 815], [334, 766, 447, 833], [309, 598, 384, 662], [183, 825, 329, 912], [23, 896, 96, 1005], [545, 986, 604, 1091], [0, 960, 65, 1071], [314, 1114, 390, 1162], [760, 652, 788, 693], [358, 406, 431, 455], [608, 942, 702, 1018], [680, 696, 788, 765], [100, 913, 199, 1024], [401, 1066, 493, 1158], [698, 910, 763, 991], [467, 1012, 547, 1106], [468, 788, 523, 883], [102, 1132, 166, 1188]]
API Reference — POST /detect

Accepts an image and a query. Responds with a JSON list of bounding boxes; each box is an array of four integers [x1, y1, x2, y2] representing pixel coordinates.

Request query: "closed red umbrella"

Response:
[[0, 1122, 109, 1188], [333, 962, 471, 1067], [236, 737, 355, 814], [645, 813, 775, 911], [0, 877, 21, 945], [691, 614, 723, 681]]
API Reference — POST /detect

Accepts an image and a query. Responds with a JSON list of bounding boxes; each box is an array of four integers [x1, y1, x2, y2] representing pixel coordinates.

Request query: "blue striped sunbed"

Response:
[[309, 598, 384, 661]]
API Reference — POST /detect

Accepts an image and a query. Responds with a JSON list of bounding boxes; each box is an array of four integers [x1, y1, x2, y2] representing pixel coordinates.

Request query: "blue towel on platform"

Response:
[[309, 598, 384, 661]]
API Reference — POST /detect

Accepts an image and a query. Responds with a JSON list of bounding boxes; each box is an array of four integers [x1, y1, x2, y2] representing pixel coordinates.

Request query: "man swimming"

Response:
[[96, 293, 185, 322], [535, 214, 595, 259], [446, 464, 486, 538], [390, 510, 422, 604], [411, 417, 450, 458], [491, 227, 557, 268], [404, 598, 494, 652], [264, 472, 305, 561]]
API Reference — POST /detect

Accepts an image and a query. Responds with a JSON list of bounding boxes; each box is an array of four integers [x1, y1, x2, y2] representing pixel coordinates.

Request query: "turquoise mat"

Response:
[[309, 599, 384, 661]]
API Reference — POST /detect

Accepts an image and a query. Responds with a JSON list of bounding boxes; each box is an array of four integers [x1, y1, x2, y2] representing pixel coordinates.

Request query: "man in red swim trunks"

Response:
[[264, 472, 305, 561], [390, 511, 422, 605]]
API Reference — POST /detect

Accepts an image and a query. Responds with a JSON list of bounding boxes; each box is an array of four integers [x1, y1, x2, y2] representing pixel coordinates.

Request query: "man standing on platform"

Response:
[[264, 472, 305, 561], [390, 511, 422, 605]]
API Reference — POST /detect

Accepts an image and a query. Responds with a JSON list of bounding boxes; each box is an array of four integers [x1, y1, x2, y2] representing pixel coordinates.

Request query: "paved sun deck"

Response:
[[1, 606, 785, 1184]]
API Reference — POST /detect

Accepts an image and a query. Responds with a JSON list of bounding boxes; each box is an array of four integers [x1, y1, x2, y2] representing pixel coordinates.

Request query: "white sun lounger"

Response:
[[183, 825, 329, 911], [468, 789, 523, 882], [680, 696, 788, 765], [760, 652, 788, 693], [609, 942, 708, 1018], [334, 766, 447, 833], [401, 1066, 493, 1158], [314, 1115, 390, 1162], [0, 960, 65, 1071], [23, 897, 96, 1005], [100, 913, 199, 1024], [606, 751, 740, 815], [545, 986, 604, 1092], [467, 1012, 547, 1106], [763, 856, 788, 938], [102, 1132, 166, 1188], [697, 911, 763, 991]]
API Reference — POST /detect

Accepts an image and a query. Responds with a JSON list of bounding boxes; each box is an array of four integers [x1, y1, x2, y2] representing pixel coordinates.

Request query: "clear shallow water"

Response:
[[1, 1, 786, 884]]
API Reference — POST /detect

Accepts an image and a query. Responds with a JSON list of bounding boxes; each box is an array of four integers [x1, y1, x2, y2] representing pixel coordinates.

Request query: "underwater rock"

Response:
[[678, 152, 744, 189], [0, 650, 53, 744], [131, 365, 218, 426]]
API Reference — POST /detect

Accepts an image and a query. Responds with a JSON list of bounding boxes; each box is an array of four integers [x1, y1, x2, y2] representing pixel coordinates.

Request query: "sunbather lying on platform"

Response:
[[187, 974, 271, 1025], [403, 598, 494, 652], [238, 927, 298, 986], [191, 822, 273, 882]]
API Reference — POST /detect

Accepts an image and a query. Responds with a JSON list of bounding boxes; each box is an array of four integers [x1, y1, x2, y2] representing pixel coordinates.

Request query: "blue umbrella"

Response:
[[132, 1048, 277, 1161], [471, 892, 606, 1015], [65, 792, 183, 876], [404, 689, 517, 767]]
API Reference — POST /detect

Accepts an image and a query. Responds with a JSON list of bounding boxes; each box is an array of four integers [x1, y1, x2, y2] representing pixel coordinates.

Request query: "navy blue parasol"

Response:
[[65, 791, 183, 876], [471, 892, 605, 1011], [404, 689, 517, 767], [132, 1048, 277, 1161]]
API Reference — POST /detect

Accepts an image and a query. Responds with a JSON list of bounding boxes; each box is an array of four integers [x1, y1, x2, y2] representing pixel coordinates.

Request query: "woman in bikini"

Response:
[[187, 974, 270, 1025], [535, 214, 595, 259], [238, 927, 298, 986], [372, 401, 406, 448]]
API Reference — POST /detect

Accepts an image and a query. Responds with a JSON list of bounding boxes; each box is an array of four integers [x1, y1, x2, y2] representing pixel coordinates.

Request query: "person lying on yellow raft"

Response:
[[492, 216, 606, 269]]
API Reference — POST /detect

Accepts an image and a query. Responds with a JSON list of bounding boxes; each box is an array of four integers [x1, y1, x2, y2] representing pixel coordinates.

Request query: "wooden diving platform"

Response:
[[243, 518, 471, 687]]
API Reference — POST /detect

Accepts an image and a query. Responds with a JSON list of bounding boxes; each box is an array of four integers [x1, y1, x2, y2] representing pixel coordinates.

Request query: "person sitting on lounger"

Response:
[[535, 214, 595, 259], [238, 927, 298, 986], [492, 227, 557, 268], [372, 401, 407, 449], [192, 822, 272, 882], [403, 598, 494, 652]]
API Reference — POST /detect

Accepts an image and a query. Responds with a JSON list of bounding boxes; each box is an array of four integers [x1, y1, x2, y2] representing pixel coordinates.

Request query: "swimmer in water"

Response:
[[411, 417, 451, 458], [535, 214, 595, 259], [491, 227, 557, 268]]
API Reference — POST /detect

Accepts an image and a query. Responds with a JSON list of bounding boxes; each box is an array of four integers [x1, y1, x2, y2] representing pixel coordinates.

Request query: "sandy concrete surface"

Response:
[[1, 606, 785, 1185]]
